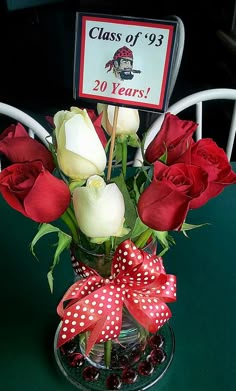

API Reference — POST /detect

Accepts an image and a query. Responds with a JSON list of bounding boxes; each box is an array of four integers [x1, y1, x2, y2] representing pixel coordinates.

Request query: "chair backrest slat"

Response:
[[195, 102, 203, 140], [28, 128, 35, 139], [227, 101, 236, 159]]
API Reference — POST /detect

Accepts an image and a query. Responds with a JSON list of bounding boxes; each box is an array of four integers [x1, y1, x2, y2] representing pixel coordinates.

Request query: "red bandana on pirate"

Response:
[[105, 46, 134, 72]]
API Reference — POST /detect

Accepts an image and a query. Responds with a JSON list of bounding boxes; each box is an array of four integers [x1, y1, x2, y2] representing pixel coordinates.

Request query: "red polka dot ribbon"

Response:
[[57, 239, 177, 355]]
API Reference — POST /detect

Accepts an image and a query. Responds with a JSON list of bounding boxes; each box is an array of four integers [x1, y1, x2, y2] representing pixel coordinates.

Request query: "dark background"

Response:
[[0, 0, 236, 156]]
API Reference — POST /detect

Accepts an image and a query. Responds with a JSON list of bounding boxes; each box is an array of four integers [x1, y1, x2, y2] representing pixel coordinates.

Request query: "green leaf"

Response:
[[30, 223, 61, 257], [112, 173, 137, 231], [133, 177, 140, 205], [152, 230, 176, 256], [140, 132, 147, 164], [48, 230, 72, 293], [132, 166, 152, 203], [47, 270, 54, 293], [181, 222, 210, 238], [138, 166, 153, 195], [30, 223, 72, 293], [131, 217, 149, 240], [90, 236, 110, 244], [105, 137, 111, 153], [181, 222, 210, 231], [127, 134, 141, 148], [54, 230, 72, 265], [133, 176, 140, 204], [69, 179, 86, 192], [158, 147, 168, 164]]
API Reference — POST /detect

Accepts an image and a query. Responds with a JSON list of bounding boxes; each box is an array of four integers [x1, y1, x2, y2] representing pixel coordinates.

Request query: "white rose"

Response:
[[97, 104, 140, 136], [54, 107, 107, 180], [73, 175, 125, 238]]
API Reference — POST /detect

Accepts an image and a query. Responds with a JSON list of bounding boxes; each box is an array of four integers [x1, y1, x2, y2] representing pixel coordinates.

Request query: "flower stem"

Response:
[[104, 239, 111, 257], [107, 106, 119, 181], [121, 138, 127, 179], [104, 340, 112, 368], [67, 205, 78, 227], [135, 228, 153, 249], [61, 209, 80, 244]]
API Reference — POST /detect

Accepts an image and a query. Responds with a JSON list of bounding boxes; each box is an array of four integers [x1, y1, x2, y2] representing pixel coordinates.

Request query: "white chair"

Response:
[[0, 102, 51, 145], [134, 88, 236, 165]]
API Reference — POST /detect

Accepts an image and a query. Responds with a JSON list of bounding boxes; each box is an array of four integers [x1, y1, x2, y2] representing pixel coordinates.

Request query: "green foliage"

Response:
[[30, 223, 72, 292], [111, 172, 137, 232], [131, 217, 148, 240], [152, 230, 176, 256], [181, 222, 210, 237], [69, 179, 86, 192]]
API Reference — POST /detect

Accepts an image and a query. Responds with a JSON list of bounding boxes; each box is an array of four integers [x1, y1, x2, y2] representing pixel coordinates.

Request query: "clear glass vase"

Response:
[[79, 307, 149, 370], [54, 240, 175, 390]]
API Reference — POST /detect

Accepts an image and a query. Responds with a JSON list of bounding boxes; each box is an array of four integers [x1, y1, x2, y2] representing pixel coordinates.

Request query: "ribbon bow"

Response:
[[57, 239, 176, 355]]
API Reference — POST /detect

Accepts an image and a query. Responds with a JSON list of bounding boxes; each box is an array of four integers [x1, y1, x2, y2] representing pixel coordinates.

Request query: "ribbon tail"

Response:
[[85, 316, 107, 356], [124, 294, 172, 334], [57, 276, 102, 319]]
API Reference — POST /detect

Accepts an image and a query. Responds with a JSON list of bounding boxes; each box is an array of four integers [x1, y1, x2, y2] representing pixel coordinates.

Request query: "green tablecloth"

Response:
[[0, 164, 236, 391]]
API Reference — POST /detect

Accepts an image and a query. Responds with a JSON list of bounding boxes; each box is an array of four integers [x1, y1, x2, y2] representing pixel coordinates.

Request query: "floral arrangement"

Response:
[[0, 104, 236, 372]]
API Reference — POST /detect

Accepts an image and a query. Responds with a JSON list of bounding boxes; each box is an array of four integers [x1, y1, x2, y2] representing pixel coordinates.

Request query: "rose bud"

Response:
[[0, 161, 71, 223], [0, 123, 55, 172], [187, 138, 236, 208], [72, 175, 125, 238], [145, 112, 197, 165], [54, 107, 107, 180], [137, 161, 209, 231], [97, 103, 140, 136]]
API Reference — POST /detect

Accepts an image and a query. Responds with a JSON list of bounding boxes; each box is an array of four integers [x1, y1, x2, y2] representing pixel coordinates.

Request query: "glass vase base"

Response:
[[54, 322, 175, 391]]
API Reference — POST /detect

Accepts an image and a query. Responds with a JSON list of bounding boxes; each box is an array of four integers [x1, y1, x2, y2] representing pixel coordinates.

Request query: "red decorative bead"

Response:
[[68, 353, 85, 368], [148, 348, 167, 365], [106, 373, 122, 389], [149, 334, 164, 349], [130, 345, 143, 363], [138, 360, 154, 376], [82, 366, 100, 381], [122, 368, 138, 384], [60, 340, 78, 355], [119, 355, 129, 368]]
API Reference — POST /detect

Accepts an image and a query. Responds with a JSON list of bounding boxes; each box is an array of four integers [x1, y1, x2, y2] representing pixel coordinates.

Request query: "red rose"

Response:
[[145, 113, 197, 165], [0, 122, 28, 139], [0, 161, 71, 222], [185, 138, 236, 208], [137, 161, 208, 231], [88, 110, 107, 148], [0, 123, 55, 172]]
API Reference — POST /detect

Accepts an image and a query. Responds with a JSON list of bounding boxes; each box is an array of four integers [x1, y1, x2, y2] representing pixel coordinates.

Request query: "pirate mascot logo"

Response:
[[105, 46, 141, 80]]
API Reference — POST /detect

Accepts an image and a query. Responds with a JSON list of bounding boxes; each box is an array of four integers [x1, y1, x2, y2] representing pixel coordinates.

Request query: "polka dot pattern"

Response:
[[70, 247, 100, 278], [57, 239, 177, 355], [57, 279, 124, 354], [112, 241, 167, 290], [125, 293, 172, 333]]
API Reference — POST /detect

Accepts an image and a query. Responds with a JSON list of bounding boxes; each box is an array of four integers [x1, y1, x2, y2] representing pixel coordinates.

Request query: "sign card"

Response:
[[74, 13, 177, 112]]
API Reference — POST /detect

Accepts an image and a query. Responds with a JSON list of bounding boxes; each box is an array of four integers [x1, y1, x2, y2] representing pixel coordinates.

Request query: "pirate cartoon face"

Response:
[[105, 46, 141, 81]]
